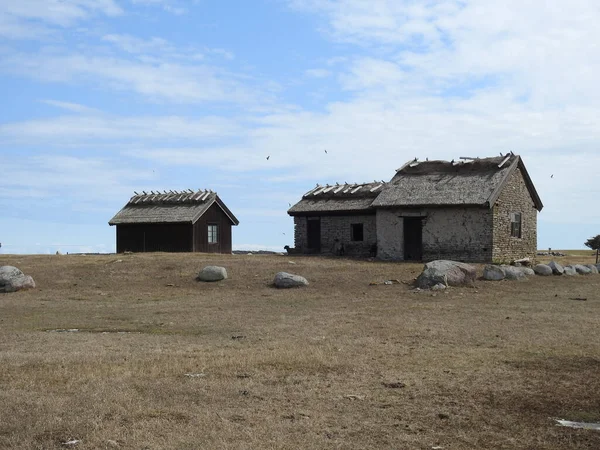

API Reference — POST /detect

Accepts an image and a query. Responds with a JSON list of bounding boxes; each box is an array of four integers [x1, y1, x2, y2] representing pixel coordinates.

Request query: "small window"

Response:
[[351, 223, 364, 242], [510, 213, 522, 238], [208, 224, 219, 244]]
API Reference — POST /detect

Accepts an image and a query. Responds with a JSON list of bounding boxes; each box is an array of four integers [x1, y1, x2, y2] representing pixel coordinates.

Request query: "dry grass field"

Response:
[[1, 252, 600, 449]]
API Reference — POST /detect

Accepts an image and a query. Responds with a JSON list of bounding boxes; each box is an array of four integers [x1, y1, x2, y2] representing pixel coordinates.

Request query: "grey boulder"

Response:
[[422, 260, 476, 287], [518, 267, 535, 276], [415, 268, 448, 289], [574, 264, 592, 275], [483, 265, 505, 281], [533, 264, 553, 276], [548, 261, 564, 275], [197, 266, 228, 282], [0, 266, 36, 293], [502, 265, 528, 280], [585, 264, 599, 274], [273, 272, 308, 288], [563, 266, 577, 276]]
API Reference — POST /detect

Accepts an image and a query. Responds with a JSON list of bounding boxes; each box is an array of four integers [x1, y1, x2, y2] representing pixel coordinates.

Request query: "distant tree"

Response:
[[584, 235, 600, 251]]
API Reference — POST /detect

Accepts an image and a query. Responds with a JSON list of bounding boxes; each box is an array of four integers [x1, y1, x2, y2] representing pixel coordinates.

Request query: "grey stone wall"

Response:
[[492, 167, 538, 262], [377, 207, 493, 262], [292, 214, 377, 256], [293, 216, 307, 250], [321, 215, 377, 256]]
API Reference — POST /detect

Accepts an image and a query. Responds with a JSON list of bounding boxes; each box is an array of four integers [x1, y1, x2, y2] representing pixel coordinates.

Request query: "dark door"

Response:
[[307, 217, 321, 252], [403, 217, 423, 261]]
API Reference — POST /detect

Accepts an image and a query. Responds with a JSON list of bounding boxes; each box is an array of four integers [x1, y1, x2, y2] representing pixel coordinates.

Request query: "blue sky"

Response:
[[2, 0, 600, 254]]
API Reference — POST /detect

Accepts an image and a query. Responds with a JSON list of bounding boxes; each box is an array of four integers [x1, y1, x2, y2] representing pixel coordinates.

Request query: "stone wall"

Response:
[[377, 207, 494, 262], [492, 167, 538, 262], [293, 214, 377, 256], [293, 216, 308, 250]]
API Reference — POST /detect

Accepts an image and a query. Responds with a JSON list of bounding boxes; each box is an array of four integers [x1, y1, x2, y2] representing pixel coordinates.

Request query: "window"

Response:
[[208, 224, 219, 244], [351, 223, 364, 241], [510, 213, 522, 238]]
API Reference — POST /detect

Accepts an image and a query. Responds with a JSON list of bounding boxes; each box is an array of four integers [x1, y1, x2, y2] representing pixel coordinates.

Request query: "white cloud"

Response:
[[0, 50, 258, 104], [305, 68, 331, 78], [0, 115, 242, 144], [40, 99, 100, 114], [0, 0, 122, 28], [130, 0, 187, 15]]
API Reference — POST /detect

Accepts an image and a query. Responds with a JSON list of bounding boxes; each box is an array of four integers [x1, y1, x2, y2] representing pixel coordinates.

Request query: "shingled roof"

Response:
[[372, 154, 543, 210], [109, 190, 239, 225], [288, 182, 386, 215]]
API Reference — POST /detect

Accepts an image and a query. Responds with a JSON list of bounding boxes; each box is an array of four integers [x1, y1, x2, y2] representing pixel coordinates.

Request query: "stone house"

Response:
[[287, 154, 543, 263]]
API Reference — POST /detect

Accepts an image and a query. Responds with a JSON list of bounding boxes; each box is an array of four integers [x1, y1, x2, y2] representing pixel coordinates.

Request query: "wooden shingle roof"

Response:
[[109, 190, 239, 225]]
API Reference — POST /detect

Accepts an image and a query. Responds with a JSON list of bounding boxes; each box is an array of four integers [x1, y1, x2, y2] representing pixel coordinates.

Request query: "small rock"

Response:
[[483, 265, 505, 281], [431, 283, 447, 291], [197, 266, 228, 282], [273, 272, 308, 288], [533, 264, 553, 276], [438, 413, 449, 420], [548, 261, 564, 275], [382, 382, 406, 389]]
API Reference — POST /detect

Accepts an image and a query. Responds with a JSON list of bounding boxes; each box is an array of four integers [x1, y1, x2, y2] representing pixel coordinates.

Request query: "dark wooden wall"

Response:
[[116, 223, 193, 253], [193, 203, 233, 254]]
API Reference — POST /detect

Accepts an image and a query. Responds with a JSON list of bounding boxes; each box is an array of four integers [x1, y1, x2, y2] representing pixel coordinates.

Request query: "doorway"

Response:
[[307, 217, 321, 252], [403, 217, 423, 261]]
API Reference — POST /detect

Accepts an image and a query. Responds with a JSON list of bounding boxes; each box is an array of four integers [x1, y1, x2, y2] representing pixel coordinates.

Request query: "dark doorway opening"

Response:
[[403, 217, 423, 261], [307, 217, 321, 252]]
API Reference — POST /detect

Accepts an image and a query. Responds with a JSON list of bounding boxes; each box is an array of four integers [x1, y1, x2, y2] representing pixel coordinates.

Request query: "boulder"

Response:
[[501, 265, 528, 280], [548, 261, 564, 275], [516, 267, 535, 276], [533, 264, 553, 276], [574, 264, 592, 275], [0, 266, 36, 293], [483, 265, 505, 281], [423, 260, 476, 287], [563, 266, 577, 276], [415, 268, 448, 289], [273, 272, 308, 288], [197, 266, 228, 282], [585, 264, 599, 274]]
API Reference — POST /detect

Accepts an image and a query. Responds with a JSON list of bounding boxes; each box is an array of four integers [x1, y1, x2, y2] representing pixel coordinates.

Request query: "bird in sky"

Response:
[[266, 156, 270, 160], [551, 174, 554, 178], [324, 149, 328, 154]]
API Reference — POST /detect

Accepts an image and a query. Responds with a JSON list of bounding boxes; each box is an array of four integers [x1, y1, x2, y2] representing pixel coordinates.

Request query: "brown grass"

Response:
[[1, 253, 600, 449]]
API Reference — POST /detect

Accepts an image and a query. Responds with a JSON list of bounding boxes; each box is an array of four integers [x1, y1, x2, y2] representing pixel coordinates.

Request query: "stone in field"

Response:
[[197, 266, 228, 282]]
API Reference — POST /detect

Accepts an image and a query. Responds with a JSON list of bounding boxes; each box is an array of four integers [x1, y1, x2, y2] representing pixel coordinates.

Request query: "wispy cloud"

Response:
[[0, 115, 242, 144], [0, 0, 122, 28], [40, 99, 100, 114], [305, 68, 331, 78], [0, 50, 259, 104], [130, 0, 187, 15]]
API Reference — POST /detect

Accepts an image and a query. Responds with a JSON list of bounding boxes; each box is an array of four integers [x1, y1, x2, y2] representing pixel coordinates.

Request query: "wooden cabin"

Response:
[[109, 190, 239, 254]]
